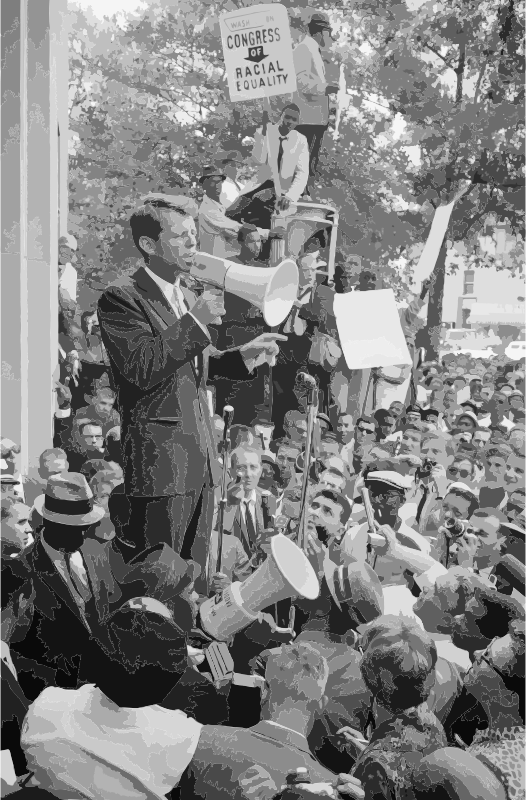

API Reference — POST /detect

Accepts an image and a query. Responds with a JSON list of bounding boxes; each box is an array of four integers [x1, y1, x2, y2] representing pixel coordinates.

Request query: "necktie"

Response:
[[415, 485, 429, 525], [243, 500, 258, 548], [277, 136, 287, 173], [66, 553, 91, 605]]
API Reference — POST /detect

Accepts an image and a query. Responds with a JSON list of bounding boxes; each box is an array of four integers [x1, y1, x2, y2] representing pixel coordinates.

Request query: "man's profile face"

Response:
[[337, 414, 354, 443], [94, 395, 115, 416], [487, 454, 507, 482], [457, 416, 476, 432], [82, 425, 104, 452], [203, 175, 224, 202], [505, 454, 525, 490], [2, 503, 32, 552], [441, 493, 471, 523], [472, 430, 490, 449], [380, 416, 396, 436], [421, 438, 448, 468], [279, 107, 300, 133], [400, 430, 421, 455], [155, 210, 197, 272], [307, 495, 344, 538], [469, 514, 504, 562], [243, 231, 262, 258]]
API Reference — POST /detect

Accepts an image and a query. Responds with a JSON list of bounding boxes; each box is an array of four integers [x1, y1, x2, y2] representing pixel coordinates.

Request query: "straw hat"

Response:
[[325, 560, 384, 619], [34, 472, 104, 526]]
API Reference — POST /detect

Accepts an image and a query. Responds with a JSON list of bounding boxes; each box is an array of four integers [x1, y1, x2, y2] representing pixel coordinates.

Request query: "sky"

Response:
[[73, 0, 147, 19]]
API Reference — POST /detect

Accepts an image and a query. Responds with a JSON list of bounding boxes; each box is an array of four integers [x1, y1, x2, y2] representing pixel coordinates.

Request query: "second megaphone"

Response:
[[199, 534, 319, 641], [190, 252, 299, 327]]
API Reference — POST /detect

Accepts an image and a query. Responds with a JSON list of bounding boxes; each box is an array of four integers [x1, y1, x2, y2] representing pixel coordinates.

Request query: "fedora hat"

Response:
[[199, 165, 227, 183], [218, 149, 244, 165], [34, 472, 105, 526], [110, 544, 196, 616], [325, 560, 384, 619]]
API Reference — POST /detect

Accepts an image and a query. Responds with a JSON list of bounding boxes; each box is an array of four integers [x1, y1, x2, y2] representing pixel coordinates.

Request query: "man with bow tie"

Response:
[[97, 195, 286, 588]]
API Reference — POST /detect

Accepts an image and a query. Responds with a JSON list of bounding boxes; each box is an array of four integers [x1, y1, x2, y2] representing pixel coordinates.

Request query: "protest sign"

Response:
[[219, 4, 296, 102], [333, 289, 412, 370]]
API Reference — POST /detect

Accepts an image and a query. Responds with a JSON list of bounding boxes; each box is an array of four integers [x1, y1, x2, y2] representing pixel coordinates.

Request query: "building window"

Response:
[[463, 270, 474, 295], [462, 309, 471, 327]]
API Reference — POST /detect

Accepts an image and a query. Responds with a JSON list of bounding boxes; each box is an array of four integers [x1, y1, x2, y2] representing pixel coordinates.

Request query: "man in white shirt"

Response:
[[218, 150, 245, 209], [21, 599, 203, 800], [292, 13, 339, 191], [198, 165, 273, 259]]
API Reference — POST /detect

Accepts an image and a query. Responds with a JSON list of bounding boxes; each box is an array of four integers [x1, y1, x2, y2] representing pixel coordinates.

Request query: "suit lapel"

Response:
[[133, 266, 178, 329], [251, 721, 312, 755], [31, 540, 91, 632]]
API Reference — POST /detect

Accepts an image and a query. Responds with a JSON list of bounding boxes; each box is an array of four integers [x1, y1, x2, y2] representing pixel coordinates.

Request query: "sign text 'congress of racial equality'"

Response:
[[219, 4, 296, 102]]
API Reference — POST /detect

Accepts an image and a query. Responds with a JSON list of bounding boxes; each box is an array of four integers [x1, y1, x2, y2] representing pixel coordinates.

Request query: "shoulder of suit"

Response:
[[99, 271, 140, 301]]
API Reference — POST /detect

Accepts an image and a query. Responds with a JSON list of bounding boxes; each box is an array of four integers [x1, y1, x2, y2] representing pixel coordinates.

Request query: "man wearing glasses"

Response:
[[349, 417, 376, 475]]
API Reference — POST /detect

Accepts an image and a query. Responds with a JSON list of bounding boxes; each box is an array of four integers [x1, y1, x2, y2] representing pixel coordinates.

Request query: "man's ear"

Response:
[[139, 236, 157, 256]]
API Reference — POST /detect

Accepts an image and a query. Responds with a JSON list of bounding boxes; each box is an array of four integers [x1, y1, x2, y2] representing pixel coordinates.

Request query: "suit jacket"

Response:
[[249, 124, 309, 202], [178, 719, 335, 800], [291, 36, 330, 125], [97, 266, 253, 497], [11, 536, 124, 685], [1, 658, 30, 775], [223, 488, 269, 559], [208, 531, 252, 583]]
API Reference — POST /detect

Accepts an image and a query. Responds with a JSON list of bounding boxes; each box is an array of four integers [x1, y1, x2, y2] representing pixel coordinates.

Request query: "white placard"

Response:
[[333, 289, 412, 370], [219, 4, 296, 102]]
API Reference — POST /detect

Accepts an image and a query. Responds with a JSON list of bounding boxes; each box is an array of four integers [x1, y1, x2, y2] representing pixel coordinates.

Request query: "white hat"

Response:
[[364, 471, 413, 491]]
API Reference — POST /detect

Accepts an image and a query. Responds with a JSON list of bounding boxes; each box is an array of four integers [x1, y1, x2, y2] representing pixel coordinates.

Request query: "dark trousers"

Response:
[[125, 485, 214, 592], [295, 124, 328, 180]]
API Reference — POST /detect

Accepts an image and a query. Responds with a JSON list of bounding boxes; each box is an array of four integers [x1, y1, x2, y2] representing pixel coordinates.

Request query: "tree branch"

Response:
[[455, 38, 466, 104], [424, 42, 455, 69]]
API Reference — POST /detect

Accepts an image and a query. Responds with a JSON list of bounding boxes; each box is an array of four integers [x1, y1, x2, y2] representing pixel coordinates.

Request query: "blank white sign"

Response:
[[334, 289, 412, 370]]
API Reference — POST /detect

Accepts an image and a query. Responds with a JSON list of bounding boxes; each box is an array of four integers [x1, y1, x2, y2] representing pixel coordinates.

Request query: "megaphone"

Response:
[[199, 534, 319, 641], [190, 253, 299, 327]]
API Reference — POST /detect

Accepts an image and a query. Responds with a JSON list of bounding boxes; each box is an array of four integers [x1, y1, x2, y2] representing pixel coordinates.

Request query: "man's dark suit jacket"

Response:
[[222, 487, 268, 559], [97, 266, 253, 498], [10, 536, 124, 693], [1, 659, 30, 775], [178, 719, 335, 800]]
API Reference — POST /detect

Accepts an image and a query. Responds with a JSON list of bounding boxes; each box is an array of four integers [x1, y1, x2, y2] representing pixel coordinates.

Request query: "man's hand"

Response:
[[211, 572, 230, 594], [335, 774, 365, 799], [67, 350, 81, 386], [268, 227, 287, 240], [255, 188, 275, 203], [370, 524, 399, 558], [430, 463, 448, 497], [452, 532, 480, 568], [191, 289, 226, 327], [395, 454, 422, 469], [106, 425, 121, 441], [337, 727, 368, 754], [420, 277, 433, 300], [325, 84, 340, 95], [276, 196, 291, 212], [54, 381, 72, 410], [240, 333, 288, 371]]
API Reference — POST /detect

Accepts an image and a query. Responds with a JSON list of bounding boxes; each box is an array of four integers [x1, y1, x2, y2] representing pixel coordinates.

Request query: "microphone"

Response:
[[222, 405, 234, 430], [296, 372, 317, 387]]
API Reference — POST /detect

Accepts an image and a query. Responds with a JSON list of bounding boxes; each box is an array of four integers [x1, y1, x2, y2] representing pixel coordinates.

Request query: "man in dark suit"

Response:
[[0, 558, 33, 775], [178, 642, 337, 799], [10, 473, 124, 692], [97, 195, 286, 584]]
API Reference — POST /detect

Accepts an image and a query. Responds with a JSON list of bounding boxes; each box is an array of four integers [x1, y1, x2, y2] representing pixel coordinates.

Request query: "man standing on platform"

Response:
[[292, 12, 339, 193], [218, 150, 245, 209], [97, 195, 286, 588]]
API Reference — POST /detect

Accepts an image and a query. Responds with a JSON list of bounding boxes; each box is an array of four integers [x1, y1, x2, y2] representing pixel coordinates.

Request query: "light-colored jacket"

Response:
[[248, 123, 309, 202], [291, 35, 329, 125], [198, 194, 268, 258]]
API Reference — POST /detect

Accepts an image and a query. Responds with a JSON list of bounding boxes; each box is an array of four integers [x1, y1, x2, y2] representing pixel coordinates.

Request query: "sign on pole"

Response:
[[219, 4, 297, 103]]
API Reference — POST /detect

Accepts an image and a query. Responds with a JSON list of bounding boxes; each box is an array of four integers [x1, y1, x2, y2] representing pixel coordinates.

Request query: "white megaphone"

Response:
[[190, 252, 299, 327], [199, 534, 319, 641]]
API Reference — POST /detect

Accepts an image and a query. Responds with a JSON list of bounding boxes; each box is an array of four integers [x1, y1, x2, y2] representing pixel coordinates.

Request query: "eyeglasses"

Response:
[[480, 636, 509, 683], [357, 426, 374, 435], [447, 466, 472, 479]]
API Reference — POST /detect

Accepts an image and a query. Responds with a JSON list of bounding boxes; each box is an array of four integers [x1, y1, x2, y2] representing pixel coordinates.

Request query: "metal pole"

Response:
[[297, 383, 319, 552]]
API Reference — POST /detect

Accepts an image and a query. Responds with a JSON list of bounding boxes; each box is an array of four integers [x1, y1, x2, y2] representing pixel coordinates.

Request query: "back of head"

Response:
[[412, 748, 507, 800], [264, 642, 328, 709], [95, 604, 188, 708]]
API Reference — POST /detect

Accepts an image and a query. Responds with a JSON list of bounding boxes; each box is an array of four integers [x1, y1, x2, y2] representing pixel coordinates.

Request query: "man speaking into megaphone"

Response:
[[97, 195, 287, 588]]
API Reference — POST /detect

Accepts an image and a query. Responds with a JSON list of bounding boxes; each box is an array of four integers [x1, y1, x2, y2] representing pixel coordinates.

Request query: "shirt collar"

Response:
[[144, 266, 180, 296], [243, 489, 257, 505], [201, 193, 225, 211], [41, 534, 71, 563]]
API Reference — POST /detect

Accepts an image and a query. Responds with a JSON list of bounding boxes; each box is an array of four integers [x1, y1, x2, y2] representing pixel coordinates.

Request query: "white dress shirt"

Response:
[[1, 641, 17, 680], [240, 489, 258, 529], [219, 176, 245, 209], [249, 123, 309, 202], [21, 684, 202, 800]]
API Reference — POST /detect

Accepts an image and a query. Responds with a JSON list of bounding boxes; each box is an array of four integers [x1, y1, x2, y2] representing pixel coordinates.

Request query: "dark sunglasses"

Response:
[[447, 466, 472, 479], [357, 426, 374, 434]]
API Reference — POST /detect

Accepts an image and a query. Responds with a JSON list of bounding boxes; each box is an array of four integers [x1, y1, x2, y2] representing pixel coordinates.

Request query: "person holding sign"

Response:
[[292, 13, 339, 192], [228, 104, 309, 253]]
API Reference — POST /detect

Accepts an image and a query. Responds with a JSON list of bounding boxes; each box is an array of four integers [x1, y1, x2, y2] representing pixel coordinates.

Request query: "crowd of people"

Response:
[[1, 10, 525, 799]]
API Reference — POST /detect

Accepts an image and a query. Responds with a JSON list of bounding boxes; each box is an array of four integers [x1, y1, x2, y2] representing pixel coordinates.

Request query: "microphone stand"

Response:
[[297, 380, 319, 552], [216, 406, 234, 572]]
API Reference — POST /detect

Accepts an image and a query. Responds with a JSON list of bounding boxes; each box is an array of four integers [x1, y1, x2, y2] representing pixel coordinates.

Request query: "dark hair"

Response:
[[94, 606, 189, 707], [79, 421, 103, 437], [237, 224, 259, 244], [356, 416, 376, 428], [130, 200, 187, 261], [360, 619, 437, 713], [470, 588, 525, 642], [0, 558, 31, 611], [1, 497, 16, 521], [312, 488, 352, 524], [281, 102, 300, 116], [107, 484, 131, 536], [374, 409, 395, 425]]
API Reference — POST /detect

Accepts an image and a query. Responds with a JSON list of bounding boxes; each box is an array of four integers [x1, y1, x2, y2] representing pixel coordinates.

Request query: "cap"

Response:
[[364, 471, 413, 491], [199, 165, 227, 183], [309, 12, 332, 33], [34, 472, 105, 526], [218, 149, 244, 165]]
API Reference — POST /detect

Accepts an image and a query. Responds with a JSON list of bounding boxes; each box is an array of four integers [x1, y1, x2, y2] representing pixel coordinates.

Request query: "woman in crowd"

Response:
[[466, 621, 524, 796]]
